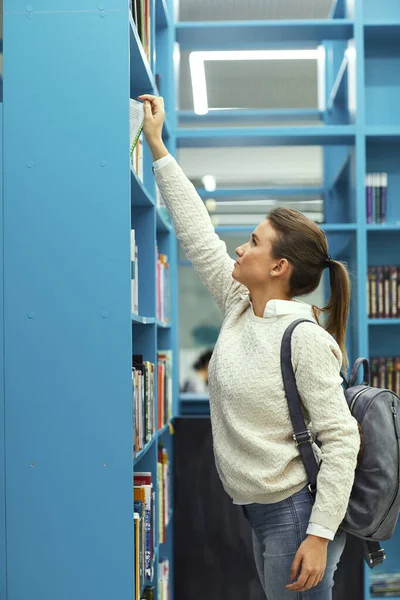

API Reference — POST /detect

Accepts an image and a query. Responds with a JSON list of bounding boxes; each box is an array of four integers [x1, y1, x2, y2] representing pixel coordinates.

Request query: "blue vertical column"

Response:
[[354, 0, 368, 360], [3, 3, 133, 599], [0, 101, 7, 600]]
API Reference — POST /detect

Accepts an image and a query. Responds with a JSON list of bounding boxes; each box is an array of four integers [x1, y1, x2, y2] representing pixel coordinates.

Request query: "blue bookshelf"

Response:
[[2, 1, 177, 600], [176, 1, 399, 597]]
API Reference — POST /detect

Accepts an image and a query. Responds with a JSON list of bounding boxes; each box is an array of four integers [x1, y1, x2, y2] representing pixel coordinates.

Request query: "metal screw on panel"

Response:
[[104, 462, 108, 468], [28, 312, 35, 319], [26, 161, 34, 168], [100, 160, 107, 167], [101, 311, 108, 319], [30, 462, 35, 467]]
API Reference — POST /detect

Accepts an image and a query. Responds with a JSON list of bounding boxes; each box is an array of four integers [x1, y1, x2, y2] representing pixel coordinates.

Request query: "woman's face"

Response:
[[233, 219, 278, 288]]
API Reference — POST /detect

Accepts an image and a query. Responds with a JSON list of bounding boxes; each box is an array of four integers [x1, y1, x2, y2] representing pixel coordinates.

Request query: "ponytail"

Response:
[[321, 260, 351, 370]]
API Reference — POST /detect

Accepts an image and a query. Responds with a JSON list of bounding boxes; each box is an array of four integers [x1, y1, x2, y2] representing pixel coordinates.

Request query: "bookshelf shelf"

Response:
[[366, 126, 400, 140], [179, 108, 322, 126], [129, 14, 157, 95], [177, 126, 356, 148], [368, 319, 400, 326], [197, 186, 324, 199], [131, 168, 155, 207], [364, 22, 400, 42], [175, 20, 354, 50], [367, 224, 400, 231], [132, 314, 156, 325]]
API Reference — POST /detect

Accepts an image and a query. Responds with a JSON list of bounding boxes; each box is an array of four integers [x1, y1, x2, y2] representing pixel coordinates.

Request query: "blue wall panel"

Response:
[[3, 2, 133, 599], [0, 103, 7, 600]]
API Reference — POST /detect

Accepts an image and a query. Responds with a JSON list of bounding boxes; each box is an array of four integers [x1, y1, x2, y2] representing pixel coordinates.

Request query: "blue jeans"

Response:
[[243, 487, 346, 599]]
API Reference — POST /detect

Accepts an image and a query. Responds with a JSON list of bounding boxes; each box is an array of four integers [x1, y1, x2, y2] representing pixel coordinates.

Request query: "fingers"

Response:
[[137, 94, 164, 107], [286, 570, 324, 592], [289, 552, 301, 582]]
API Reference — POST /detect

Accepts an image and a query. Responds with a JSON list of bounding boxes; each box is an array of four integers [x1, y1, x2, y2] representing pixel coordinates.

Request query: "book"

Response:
[[130, 99, 144, 158], [134, 473, 153, 580], [365, 173, 388, 225], [133, 356, 155, 453]]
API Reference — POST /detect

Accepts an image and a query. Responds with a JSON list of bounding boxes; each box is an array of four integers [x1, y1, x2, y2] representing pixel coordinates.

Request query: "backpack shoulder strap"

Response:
[[280, 318, 319, 492]]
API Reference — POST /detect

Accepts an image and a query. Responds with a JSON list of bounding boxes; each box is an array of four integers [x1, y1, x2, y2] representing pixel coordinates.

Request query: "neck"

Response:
[[249, 287, 293, 318]]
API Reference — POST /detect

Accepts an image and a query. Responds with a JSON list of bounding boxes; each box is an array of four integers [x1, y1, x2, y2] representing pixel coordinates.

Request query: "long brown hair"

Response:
[[268, 208, 351, 369]]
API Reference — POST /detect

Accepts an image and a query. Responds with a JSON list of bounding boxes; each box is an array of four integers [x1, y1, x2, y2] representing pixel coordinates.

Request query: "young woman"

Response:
[[138, 94, 360, 599]]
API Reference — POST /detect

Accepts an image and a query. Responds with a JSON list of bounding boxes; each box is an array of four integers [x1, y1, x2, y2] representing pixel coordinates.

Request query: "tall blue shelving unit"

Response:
[[1, 1, 177, 599], [176, 0, 400, 598]]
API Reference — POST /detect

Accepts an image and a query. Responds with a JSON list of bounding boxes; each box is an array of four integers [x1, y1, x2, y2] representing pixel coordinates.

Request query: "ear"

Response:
[[271, 258, 291, 277]]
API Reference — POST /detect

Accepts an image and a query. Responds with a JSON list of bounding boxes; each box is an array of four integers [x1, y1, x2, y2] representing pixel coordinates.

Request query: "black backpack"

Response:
[[281, 318, 400, 568]]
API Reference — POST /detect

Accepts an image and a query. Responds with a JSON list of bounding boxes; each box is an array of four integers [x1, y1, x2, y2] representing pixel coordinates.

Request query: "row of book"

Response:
[[133, 352, 173, 455], [134, 454, 171, 599], [370, 572, 400, 597], [371, 357, 400, 397], [366, 173, 388, 225], [130, 0, 151, 62], [140, 560, 170, 600], [368, 266, 400, 319], [157, 249, 171, 324]]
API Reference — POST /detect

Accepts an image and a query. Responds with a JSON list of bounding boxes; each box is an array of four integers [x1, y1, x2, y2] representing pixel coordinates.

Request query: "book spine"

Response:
[[397, 266, 400, 318], [134, 244, 139, 314], [366, 174, 373, 224], [377, 266, 384, 319], [391, 266, 398, 318], [395, 357, 400, 397], [384, 265, 391, 319], [380, 172, 388, 225], [374, 174, 380, 225], [370, 266, 377, 319]]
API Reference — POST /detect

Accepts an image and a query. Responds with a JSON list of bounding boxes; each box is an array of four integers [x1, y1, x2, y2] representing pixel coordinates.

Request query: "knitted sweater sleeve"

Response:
[[153, 155, 245, 312], [292, 323, 360, 533]]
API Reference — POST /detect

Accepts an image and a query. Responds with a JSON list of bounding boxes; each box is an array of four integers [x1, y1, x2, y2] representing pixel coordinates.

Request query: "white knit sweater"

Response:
[[153, 155, 360, 536]]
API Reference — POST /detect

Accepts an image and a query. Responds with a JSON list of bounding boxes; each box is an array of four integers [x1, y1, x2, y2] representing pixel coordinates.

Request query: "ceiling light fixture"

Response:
[[190, 49, 323, 115]]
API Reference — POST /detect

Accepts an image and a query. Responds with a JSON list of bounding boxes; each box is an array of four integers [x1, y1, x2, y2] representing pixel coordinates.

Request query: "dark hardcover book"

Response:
[[371, 358, 380, 388], [395, 357, 400, 397], [366, 174, 373, 225], [384, 266, 391, 319], [390, 266, 398, 318], [377, 266, 385, 319], [378, 357, 387, 389], [374, 174, 381, 225], [141, 586, 155, 600], [369, 267, 377, 319], [380, 173, 388, 225]]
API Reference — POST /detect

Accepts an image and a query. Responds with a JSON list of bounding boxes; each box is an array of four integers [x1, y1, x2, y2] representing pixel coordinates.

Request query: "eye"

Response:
[[251, 235, 256, 246]]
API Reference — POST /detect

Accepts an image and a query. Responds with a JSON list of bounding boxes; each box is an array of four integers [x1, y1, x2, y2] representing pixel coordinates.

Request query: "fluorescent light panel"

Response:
[[190, 49, 323, 115]]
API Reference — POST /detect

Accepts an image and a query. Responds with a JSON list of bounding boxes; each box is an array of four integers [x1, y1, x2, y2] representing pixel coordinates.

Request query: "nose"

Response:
[[235, 245, 244, 257]]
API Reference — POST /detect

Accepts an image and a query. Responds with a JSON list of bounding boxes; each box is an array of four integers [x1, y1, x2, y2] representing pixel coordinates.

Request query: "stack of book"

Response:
[[365, 173, 388, 224], [134, 472, 156, 599], [370, 357, 400, 396], [133, 356, 155, 455], [157, 351, 173, 430], [370, 572, 400, 597], [131, 229, 139, 314], [130, 99, 144, 182], [158, 446, 170, 545], [158, 559, 170, 600], [130, 0, 152, 63], [367, 266, 400, 319], [156, 250, 170, 324]]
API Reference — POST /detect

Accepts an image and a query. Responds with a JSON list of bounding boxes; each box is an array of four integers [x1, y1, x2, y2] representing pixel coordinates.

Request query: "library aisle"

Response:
[[0, 0, 399, 599]]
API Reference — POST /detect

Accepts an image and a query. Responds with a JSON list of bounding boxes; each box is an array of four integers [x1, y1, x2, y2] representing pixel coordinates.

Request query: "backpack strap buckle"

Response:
[[368, 549, 386, 568], [293, 430, 313, 446]]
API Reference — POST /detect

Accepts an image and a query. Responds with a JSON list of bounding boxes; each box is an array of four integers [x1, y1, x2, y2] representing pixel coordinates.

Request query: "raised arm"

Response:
[[138, 94, 244, 312]]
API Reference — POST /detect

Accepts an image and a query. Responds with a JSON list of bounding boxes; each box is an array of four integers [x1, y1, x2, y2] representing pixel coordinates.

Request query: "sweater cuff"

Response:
[[307, 522, 335, 541], [310, 507, 341, 534], [153, 154, 173, 170]]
